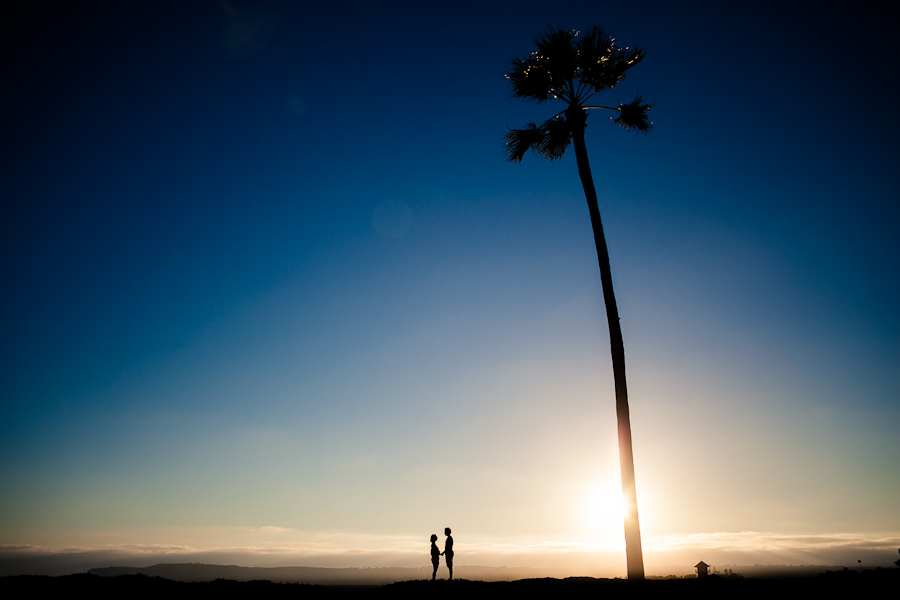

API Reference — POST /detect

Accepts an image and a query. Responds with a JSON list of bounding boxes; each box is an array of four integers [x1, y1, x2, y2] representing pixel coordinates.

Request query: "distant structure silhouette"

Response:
[[440, 527, 454, 580], [695, 561, 710, 578], [430, 534, 440, 581]]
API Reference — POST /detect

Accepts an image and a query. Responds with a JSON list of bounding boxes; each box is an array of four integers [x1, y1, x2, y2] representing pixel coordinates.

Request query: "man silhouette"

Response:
[[440, 527, 454, 580]]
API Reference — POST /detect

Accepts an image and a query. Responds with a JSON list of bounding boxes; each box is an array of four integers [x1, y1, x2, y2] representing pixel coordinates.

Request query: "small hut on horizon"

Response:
[[695, 561, 710, 578]]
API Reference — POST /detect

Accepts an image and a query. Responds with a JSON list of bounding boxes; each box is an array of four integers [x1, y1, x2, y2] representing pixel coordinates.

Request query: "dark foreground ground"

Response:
[[2, 569, 897, 599]]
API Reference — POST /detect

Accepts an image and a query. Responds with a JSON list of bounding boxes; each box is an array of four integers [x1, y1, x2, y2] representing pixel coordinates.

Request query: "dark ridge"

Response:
[[0, 573, 330, 596], [4, 569, 898, 599]]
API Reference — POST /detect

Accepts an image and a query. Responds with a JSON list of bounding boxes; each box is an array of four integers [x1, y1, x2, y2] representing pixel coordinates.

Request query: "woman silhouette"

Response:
[[430, 534, 440, 580]]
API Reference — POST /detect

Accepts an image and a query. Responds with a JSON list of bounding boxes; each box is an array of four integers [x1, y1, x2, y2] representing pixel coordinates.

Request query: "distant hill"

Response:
[[14, 568, 898, 599], [87, 563, 556, 585], [86, 562, 886, 585]]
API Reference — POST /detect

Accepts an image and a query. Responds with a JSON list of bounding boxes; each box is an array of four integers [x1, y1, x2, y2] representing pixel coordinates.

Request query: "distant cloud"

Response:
[[117, 544, 196, 554], [0, 545, 41, 553], [646, 531, 900, 553], [253, 526, 293, 533]]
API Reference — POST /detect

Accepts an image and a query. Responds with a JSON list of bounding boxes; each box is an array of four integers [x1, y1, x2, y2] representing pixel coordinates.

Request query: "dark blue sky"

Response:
[[1, 0, 898, 573]]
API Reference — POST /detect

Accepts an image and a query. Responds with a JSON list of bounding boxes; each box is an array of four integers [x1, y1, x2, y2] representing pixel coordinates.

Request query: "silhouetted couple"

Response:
[[430, 528, 454, 580]]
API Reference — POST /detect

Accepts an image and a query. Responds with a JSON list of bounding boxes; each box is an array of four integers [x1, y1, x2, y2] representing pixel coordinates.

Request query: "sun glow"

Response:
[[581, 480, 627, 537]]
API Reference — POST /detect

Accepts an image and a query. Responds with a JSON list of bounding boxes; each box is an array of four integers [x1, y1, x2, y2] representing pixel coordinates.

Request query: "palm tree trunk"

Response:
[[567, 108, 645, 581]]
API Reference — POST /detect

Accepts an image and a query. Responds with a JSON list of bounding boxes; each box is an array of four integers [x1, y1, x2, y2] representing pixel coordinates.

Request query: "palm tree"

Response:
[[505, 25, 653, 581]]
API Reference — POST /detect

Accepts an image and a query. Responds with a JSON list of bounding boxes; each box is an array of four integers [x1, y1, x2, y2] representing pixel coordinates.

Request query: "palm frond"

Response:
[[505, 116, 573, 162], [506, 56, 554, 102], [576, 25, 616, 86], [538, 116, 572, 160], [533, 26, 579, 90], [611, 95, 654, 133], [505, 123, 544, 162], [506, 25, 583, 103], [578, 25, 645, 93]]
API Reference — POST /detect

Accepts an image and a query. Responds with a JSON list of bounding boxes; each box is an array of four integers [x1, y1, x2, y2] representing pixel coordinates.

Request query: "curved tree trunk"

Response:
[[567, 108, 644, 581]]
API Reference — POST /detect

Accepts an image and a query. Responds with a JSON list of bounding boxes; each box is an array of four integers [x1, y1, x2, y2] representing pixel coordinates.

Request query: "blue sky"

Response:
[[1, 0, 898, 575]]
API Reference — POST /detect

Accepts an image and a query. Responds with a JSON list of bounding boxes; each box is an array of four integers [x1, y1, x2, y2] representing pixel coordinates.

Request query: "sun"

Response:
[[581, 480, 627, 536]]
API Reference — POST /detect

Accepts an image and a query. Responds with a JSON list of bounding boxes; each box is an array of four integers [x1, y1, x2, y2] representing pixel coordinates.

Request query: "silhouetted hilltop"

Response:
[[90, 563, 417, 585], [382, 570, 900, 599], [83, 562, 900, 587], [87, 563, 575, 585], [0, 573, 327, 597], [6, 569, 897, 599]]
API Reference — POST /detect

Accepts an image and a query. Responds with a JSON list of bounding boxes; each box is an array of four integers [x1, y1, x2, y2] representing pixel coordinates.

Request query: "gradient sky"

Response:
[[1, 0, 898, 576]]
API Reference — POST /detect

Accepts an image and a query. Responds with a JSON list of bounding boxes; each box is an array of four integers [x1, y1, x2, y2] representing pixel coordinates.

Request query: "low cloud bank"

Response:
[[2, 531, 897, 578]]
